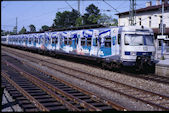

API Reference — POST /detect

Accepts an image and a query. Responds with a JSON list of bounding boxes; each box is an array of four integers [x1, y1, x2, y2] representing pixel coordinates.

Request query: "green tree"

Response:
[[75, 17, 83, 27], [40, 25, 49, 31], [19, 26, 27, 34], [70, 9, 80, 26], [13, 26, 17, 34], [83, 4, 101, 25], [3, 31, 15, 35], [111, 18, 118, 26], [98, 14, 118, 26], [29, 24, 36, 32], [52, 9, 80, 29]]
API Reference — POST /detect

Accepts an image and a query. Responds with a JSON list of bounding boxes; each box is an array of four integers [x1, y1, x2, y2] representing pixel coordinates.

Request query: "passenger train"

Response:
[[1, 26, 157, 72]]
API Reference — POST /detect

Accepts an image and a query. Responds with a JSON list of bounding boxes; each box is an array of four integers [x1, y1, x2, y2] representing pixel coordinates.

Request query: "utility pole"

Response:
[[129, 0, 136, 26], [78, 0, 80, 13], [78, 0, 83, 25], [161, 0, 164, 59], [16, 17, 18, 34]]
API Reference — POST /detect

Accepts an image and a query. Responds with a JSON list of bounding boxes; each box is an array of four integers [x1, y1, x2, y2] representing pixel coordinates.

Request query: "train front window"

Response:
[[144, 35, 154, 46], [125, 34, 154, 46]]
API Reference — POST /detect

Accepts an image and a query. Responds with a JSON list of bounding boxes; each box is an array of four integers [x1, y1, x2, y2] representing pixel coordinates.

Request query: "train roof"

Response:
[[121, 26, 153, 33], [3, 25, 153, 37]]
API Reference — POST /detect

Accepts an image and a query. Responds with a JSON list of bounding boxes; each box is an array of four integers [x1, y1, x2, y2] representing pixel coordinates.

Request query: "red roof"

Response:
[[115, 3, 169, 16]]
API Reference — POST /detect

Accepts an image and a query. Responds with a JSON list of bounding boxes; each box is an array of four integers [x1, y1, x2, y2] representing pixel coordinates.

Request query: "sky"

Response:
[[1, 0, 155, 32]]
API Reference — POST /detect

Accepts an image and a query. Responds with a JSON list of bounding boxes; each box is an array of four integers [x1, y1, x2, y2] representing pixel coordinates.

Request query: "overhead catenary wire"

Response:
[[65, 1, 75, 10], [102, 0, 120, 13]]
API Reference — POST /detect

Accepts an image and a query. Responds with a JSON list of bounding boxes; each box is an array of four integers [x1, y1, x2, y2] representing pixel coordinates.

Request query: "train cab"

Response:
[[120, 26, 156, 71]]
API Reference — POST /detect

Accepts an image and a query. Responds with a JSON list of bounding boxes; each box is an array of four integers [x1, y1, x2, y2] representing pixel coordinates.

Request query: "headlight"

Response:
[[131, 51, 136, 56]]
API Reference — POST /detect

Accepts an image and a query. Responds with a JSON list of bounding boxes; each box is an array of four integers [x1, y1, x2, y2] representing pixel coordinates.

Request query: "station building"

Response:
[[115, 0, 169, 59]]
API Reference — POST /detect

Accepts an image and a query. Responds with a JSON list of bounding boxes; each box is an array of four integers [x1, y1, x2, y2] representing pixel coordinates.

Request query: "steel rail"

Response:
[[23, 60, 128, 111], [1, 71, 49, 112], [34, 59, 169, 111], [3, 46, 169, 85], [11, 48, 169, 100], [3, 60, 101, 111], [2, 46, 169, 110], [3, 61, 80, 111]]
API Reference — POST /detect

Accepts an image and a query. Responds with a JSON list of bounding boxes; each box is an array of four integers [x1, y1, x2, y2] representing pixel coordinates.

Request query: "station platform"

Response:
[[156, 58, 169, 77]]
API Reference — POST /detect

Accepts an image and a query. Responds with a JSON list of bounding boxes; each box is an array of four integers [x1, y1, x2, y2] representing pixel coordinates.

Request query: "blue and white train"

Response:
[[1, 26, 157, 72]]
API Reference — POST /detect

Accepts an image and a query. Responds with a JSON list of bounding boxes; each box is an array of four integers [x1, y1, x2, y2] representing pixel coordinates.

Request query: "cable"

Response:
[[102, 0, 120, 13], [65, 1, 75, 10]]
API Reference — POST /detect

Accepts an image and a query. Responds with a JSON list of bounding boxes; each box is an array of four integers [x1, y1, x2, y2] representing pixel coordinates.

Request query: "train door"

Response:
[[60, 32, 67, 51], [111, 28, 119, 56], [36, 34, 40, 48], [40, 33, 45, 50], [22, 35, 25, 46], [71, 31, 78, 52], [90, 30, 99, 56], [25, 35, 28, 47], [68, 36, 73, 52], [28, 34, 33, 48], [62, 31, 73, 53], [17, 36, 20, 45], [20, 35, 23, 46], [16, 36, 18, 45], [44, 32, 51, 50], [56, 32, 60, 50], [76, 31, 86, 55], [60, 33, 63, 50], [33, 34, 38, 48], [82, 30, 93, 55], [99, 29, 112, 57], [51, 32, 57, 51]]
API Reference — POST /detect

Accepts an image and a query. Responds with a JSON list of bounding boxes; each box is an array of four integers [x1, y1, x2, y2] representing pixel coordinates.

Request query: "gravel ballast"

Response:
[[2, 46, 169, 110]]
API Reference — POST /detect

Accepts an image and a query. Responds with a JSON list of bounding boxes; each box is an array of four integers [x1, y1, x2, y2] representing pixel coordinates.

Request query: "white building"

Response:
[[116, 0, 169, 59]]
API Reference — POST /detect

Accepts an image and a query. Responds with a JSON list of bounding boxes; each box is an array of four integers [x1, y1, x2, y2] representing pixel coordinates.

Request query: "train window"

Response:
[[74, 38, 78, 45], [52, 38, 55, 44], [60, 38, 63, 44], [81, 41, 85, 46], [81, 37, 86, 46], [41, 38, 44, 43], [68, 38, 72, 45], [166, 41, 169, 46], [2, 38, 6, 41], [158, 40, 162, 46], [35, 38, 38, 43], [45, 38, 48, 44], [68, 40, 72, 45], [64, 38, 68, 45], [105, 41, 111, 47], [118, 34, 121, 45], [26, 38, 28, 42], [81, 37, 85, 40], [87, 37, 91, 46], [55, 38, 58, 44], [29, 38, 31, 44], [105, 36, 111, 41]]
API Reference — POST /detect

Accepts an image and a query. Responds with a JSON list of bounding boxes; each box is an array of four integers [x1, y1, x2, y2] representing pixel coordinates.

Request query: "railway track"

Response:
[[2, 46, 169, 85], [1, 54, 127, 111], [2, 46, 169, 110]]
